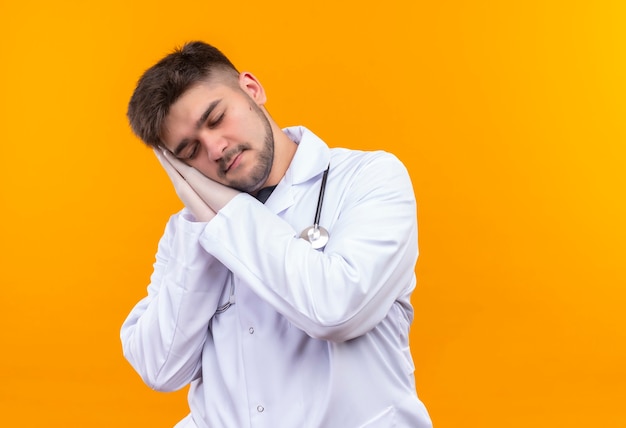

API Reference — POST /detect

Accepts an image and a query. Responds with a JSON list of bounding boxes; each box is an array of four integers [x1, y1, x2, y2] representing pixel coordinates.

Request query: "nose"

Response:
[[199, 130, 227, 162]]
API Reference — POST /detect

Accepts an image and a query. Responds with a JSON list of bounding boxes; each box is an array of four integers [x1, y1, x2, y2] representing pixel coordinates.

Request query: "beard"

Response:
[[219, 104, 274, 193]]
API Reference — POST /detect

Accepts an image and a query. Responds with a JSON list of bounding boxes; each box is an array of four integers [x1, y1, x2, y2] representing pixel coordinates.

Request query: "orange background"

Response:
[[1, 1, 625, 427]]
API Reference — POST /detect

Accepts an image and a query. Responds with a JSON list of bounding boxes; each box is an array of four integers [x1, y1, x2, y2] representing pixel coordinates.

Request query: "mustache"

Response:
[[220, 144, 249, 172]]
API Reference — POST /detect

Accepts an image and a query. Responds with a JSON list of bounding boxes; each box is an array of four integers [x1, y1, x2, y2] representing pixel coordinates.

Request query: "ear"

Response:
[[238, 72, 267, 105]]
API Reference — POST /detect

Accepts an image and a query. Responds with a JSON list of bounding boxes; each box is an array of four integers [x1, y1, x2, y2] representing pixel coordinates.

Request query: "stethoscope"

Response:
[[215, 165, 330, 315], [300, 165, 330, 250]]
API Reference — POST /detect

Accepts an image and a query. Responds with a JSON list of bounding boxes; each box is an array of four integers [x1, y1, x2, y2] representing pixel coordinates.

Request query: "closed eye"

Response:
[[208, 112, 225, 129], [179, 142, 200, 160]]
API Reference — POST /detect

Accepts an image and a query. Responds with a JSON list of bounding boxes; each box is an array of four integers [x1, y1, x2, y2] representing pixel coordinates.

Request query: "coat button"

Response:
[[257, 405, 264, 412], [249, 327, 255, 334]]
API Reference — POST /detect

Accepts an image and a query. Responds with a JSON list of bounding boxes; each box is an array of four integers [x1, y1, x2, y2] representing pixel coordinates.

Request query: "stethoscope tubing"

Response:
[[313, 165, 330, 228], [300, 164, 331, 250]]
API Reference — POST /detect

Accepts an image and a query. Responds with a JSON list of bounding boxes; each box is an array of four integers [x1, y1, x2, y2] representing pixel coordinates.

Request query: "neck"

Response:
[[263, 122, 298, 188]]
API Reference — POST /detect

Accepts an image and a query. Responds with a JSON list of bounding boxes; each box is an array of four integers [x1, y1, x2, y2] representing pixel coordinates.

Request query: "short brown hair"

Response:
[[127, 41, 239, 147]]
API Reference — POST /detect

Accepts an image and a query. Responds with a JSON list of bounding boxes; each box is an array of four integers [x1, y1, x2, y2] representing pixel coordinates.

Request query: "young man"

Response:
[[121, 41, 432, 428]]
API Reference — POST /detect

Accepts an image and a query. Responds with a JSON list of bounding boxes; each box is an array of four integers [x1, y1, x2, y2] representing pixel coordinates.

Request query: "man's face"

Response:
[[160, 76, 274, 193]]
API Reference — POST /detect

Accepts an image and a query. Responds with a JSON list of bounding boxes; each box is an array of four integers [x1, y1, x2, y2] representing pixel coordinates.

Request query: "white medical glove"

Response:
[[154, 149, 216, 222], [158, 149, 241, 213]]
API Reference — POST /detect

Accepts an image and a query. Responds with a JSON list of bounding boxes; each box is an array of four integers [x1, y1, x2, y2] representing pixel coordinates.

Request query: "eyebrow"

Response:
[[173, 99, 222, 156]]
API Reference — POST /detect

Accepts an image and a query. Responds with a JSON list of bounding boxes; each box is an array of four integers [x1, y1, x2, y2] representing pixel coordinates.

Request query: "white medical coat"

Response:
[[121, 126, 432, 427]]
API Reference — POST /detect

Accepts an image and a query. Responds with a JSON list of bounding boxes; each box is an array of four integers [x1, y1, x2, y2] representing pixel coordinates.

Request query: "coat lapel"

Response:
[[264, 127, 331, 215]]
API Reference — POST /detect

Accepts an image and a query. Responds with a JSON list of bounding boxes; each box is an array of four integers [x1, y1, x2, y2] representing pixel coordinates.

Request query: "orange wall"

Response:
[[1, 1, 625, 427]]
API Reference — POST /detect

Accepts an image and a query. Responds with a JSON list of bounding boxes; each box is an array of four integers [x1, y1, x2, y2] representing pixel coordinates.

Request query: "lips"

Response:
[[224, 150, 243, 173]]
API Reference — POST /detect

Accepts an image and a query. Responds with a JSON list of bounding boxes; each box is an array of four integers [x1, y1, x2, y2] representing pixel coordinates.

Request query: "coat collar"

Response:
[[282, 126, 331, 185], [264, 126, 330, 213]]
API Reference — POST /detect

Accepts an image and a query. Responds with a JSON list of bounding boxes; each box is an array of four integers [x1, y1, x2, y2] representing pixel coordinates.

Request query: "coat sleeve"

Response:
[[120, 211, 229, 391], [199, 152, 418, 343]]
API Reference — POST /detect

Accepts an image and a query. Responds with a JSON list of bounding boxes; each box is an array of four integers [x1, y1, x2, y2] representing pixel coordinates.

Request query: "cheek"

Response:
[[194, 164, 220, 181], [227, 104, 263, 133], [187, 150, 214, 176]]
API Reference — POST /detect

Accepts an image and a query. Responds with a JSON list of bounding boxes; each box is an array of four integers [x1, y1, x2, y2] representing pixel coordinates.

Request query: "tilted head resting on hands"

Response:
[[127, 41, 240, 148], [126, 41, 298, 195]]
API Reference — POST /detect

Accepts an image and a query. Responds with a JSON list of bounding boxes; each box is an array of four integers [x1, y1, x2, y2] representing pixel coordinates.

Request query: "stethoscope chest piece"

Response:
[[300, 164, 330, 250], [300, 225, 329, 250]]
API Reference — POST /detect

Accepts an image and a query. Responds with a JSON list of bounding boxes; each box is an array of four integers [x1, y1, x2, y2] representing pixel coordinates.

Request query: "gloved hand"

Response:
[[154, 149, 216, 222], [155, 149, 241, 221]]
